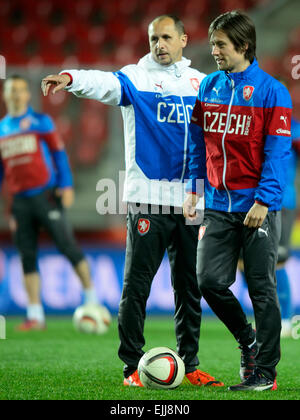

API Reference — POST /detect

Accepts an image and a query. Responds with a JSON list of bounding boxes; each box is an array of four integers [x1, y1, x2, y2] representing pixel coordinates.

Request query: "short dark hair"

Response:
[[149, 14, 185, 36], [208, 11, 256, 62]]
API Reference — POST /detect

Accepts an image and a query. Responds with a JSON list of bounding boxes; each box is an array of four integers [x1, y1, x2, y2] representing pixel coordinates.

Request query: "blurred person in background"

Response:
[[275, 95, 300, 337], [0, 75, 98, 331], [238, 77, 300, 338], [42, 14, 224, 388], [272, 77, 300, 338]]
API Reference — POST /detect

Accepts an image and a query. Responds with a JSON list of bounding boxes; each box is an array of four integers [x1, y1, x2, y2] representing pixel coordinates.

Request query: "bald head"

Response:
[[148, 15, 185, 36]]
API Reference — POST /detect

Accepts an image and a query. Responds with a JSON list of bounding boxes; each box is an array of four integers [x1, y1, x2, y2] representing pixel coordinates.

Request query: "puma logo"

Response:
[[212, 87, 220, 96]]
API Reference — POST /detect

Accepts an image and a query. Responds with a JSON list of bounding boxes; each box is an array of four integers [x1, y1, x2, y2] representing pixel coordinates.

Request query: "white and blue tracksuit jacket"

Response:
[[62, 53, 206, 207]]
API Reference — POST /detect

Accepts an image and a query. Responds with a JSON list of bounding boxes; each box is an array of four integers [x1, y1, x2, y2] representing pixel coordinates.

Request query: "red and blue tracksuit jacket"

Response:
[[0, 106, 73, 197], [186, 58, 292, 212]]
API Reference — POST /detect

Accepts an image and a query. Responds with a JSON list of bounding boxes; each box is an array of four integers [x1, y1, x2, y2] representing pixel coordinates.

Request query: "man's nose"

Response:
[[156, 38, 166, 50]]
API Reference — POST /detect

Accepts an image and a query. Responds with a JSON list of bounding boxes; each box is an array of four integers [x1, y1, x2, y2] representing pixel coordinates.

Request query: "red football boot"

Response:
[[16, 319, 46, 331], [123, 370, 144, 387]]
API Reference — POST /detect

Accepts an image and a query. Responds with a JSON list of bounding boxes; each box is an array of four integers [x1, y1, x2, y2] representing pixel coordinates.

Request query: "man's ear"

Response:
[[242, 42, 249, 55], [181, 34, 188, 49]]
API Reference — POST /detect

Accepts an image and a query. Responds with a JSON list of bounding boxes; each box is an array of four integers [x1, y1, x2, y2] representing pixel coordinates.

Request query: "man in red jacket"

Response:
[[0, 75, 98, 330], [184, 11, 292, 391]]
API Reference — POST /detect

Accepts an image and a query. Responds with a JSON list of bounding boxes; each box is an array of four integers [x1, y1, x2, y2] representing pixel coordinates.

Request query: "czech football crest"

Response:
[[243, 86, 255, 101], [20, 117, 31, 130], [138, 218, 150, 236]]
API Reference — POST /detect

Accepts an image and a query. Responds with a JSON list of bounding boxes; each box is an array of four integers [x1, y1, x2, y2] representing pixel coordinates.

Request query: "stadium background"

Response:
[[0, 0, 299, 316]]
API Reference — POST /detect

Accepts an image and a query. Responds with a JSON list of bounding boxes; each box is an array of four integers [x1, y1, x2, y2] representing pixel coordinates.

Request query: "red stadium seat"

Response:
[[113, 45, 138, 66], [16, 0, 51, 20], [74, 105, 108, 166], [219, 0, 252, 13], [182, 0, 210, 18], [76, 46, 102, 64], [118, 0, 141, 19], [105, 20, 127, 43], [65, 20, 90, 43], [182, 17, 208, 41], [145, 0, 175, 20], [290, 84, 300, 108], [73, 0, 95, 21], [288, 27, 300, 49], [0, 1, 11, 19], [119, 27, 144, 49], [0, 0, 296, 70], [94, 1, 120, 21], [79, 111, 107, 139], [42, 89, 70, 118], [40, 49, 65, 65], [259, 56, 283, 76], [53, 115, 74, 147], [87, 26, 106, 48], [2, 49, 28, 66], [11, 24, 32, 47], [35, 0, 54, 19], [0, 25, 14, 49], [30, 22, 57, 51], [75, 133, 107, 166]]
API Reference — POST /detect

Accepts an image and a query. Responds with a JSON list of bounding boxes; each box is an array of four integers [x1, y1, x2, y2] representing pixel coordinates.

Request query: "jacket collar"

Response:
[[225, 58, 259, 84], [137, 53, 191, 77], [6, 106, 33, 121]]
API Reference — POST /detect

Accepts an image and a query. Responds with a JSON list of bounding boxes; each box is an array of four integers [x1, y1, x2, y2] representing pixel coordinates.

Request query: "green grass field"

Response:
[[0, 316, 299, 401]]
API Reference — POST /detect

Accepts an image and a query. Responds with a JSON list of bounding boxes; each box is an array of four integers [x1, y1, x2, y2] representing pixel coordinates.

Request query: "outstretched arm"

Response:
[[41, 70, 122, 106]]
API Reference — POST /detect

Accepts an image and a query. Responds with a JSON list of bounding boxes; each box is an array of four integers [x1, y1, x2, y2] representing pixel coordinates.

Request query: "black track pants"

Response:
[[118, 204, 202, 378], [197, 209, 281, 381], [12, 189, 84, 273]]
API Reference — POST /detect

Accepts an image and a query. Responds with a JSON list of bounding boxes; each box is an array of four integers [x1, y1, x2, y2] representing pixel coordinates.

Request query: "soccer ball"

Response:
[[137, 347, 185, 389], [73, 303, 112, 334]]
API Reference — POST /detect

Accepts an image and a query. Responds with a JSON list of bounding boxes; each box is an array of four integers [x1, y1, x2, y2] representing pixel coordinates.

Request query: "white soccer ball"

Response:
[[137, 347, 185, 389], [73, 303, 112, 334]]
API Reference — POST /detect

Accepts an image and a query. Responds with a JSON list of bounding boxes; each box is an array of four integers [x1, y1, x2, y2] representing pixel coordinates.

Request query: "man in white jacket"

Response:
[[42, 14, 223, 387]]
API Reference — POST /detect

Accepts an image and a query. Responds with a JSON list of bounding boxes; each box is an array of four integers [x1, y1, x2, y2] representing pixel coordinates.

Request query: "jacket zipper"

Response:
[[221, 77, 235, 212]]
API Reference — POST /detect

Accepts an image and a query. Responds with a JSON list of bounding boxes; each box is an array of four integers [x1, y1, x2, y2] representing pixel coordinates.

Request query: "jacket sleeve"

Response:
[[52, 150, 73, 188], [61, 69, 122, 106], [254, 86, 292, 206], [40, 114, 73, 188], [61, 66, 140, 107], [185, 92, 207, 194]]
